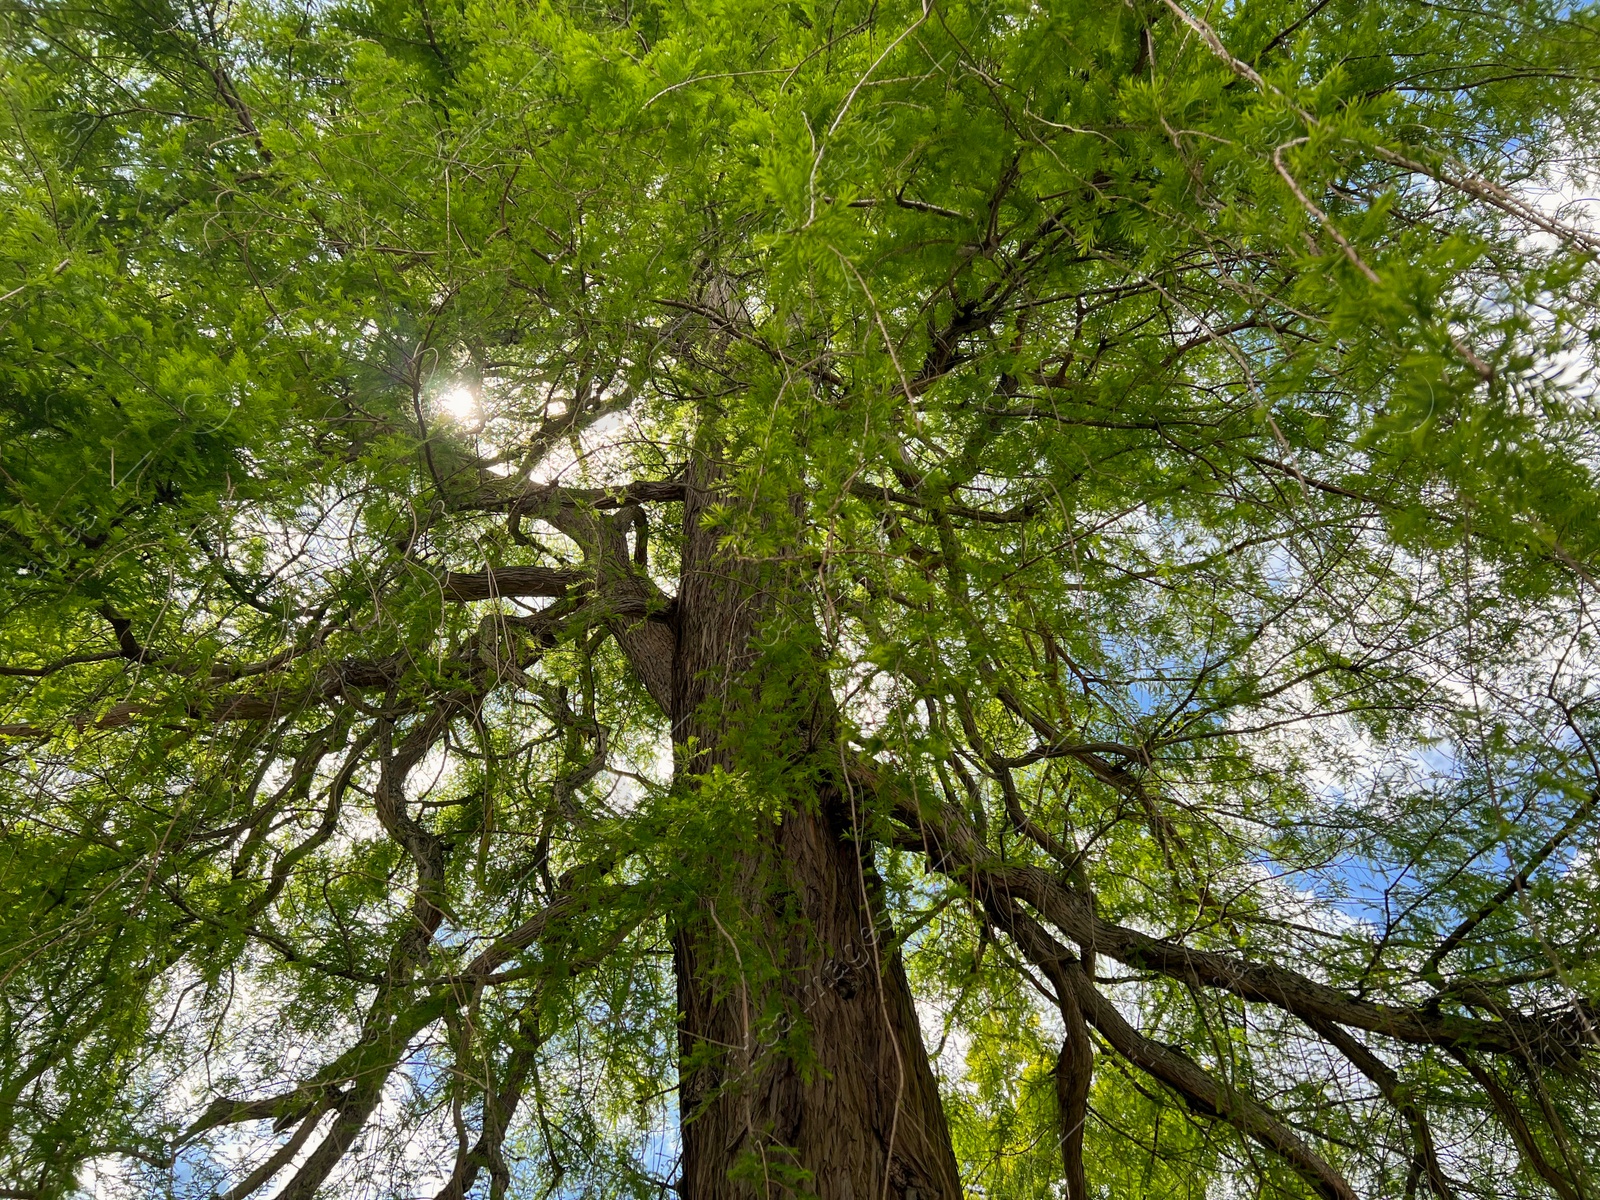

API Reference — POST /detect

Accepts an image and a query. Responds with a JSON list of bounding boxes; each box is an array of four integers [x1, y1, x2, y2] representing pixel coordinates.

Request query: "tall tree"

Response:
[[3, 0, 1600, 1198]]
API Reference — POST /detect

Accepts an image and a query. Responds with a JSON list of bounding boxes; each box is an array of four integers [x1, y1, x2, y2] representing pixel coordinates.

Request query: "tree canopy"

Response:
[[3, 0, 1600, 1197]]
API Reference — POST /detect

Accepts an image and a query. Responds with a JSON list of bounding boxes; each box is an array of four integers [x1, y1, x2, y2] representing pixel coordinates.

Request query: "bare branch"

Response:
[[865, 760, 1595, 1068], [440, 566, 584, 602], [989, 891, 1357, 1200]]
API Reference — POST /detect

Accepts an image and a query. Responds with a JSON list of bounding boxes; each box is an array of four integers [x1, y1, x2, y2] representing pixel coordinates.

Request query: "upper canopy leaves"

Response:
[[3, 0, 1599, 1196]]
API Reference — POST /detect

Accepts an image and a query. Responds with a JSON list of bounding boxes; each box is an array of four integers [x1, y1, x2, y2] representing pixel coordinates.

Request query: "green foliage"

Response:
[[3, 0, 1600, 1196]]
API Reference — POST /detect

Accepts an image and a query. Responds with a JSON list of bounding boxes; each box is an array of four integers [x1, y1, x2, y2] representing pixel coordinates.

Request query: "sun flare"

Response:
[[438, 385, 479, 424]]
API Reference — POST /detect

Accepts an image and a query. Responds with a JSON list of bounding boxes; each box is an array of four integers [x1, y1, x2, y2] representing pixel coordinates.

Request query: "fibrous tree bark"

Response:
[[667, 458, 962, 1200]]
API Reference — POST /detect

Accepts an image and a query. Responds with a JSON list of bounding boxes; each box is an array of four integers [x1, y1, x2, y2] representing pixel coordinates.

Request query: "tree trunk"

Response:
[[668, 465, 962, 1200]]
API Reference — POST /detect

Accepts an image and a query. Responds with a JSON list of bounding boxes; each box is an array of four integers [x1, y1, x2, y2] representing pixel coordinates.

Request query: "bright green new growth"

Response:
[[3, 0, 1600, 1197]]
